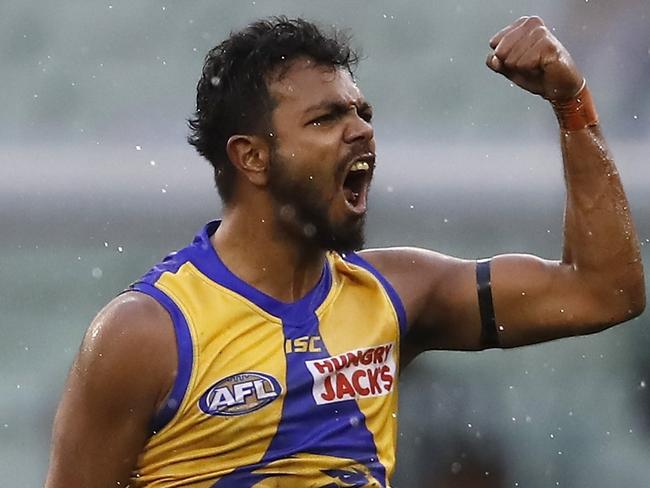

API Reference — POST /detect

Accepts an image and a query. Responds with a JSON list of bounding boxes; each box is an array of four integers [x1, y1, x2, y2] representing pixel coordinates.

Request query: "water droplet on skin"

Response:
[[303, 223, 316, 238], [135, 145, 141, 151], [409, 204, 414, 209], [560, 309, 565, 313], [521, 291, 526, 296]]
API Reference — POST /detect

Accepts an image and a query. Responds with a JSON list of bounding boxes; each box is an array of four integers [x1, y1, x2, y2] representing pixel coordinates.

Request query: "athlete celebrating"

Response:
[[46, 16, 645, 488]]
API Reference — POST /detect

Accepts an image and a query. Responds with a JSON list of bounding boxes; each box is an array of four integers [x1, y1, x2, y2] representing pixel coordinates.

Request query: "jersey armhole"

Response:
[[128, 281, 194, 435], [342, 252, 408, 337]]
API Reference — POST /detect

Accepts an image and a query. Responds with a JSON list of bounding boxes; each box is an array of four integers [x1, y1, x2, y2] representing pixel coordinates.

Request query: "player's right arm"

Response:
[[45, 291, 177, 488]]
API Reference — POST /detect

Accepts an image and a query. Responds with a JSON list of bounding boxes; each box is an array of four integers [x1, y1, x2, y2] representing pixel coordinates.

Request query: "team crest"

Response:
[[198, 371, 282, 416]]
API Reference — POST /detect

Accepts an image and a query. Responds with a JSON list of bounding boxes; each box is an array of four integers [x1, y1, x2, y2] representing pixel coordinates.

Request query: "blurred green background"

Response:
[[1, 1, 649, 486]]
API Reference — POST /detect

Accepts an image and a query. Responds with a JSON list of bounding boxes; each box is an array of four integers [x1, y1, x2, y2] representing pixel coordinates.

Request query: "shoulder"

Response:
[[76, 291, 177, 410], [359, 246, 474, 295], [358, 247, 477, 329]]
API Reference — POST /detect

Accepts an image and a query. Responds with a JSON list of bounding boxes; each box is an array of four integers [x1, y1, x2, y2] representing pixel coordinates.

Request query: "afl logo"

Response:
[[198, 372, 282, 417]]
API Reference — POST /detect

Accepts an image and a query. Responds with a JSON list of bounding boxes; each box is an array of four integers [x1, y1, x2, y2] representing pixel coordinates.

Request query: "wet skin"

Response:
[[265, 58, 376, 250]]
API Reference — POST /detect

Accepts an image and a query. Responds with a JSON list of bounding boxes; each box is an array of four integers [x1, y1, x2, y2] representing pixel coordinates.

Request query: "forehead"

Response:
[[268, 57, 364, 112]]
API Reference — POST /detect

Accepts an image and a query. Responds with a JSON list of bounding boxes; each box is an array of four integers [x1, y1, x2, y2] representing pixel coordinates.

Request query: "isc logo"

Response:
[[198, 372, 282, 417]]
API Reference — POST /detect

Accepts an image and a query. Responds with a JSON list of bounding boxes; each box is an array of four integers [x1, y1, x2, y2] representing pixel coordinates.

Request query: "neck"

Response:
[[212, 203, 327, 303]]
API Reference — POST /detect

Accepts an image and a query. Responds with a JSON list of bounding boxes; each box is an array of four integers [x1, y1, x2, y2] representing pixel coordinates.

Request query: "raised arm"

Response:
[[45, 292, 176, 488], [363, 16, 645, 359]]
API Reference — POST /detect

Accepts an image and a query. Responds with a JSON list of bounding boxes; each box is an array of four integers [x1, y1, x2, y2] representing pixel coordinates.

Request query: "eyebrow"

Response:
[[304, 99, 373, 115]]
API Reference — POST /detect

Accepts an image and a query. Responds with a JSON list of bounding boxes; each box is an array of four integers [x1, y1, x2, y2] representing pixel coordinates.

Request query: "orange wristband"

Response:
[[551, 81, 599, 131]]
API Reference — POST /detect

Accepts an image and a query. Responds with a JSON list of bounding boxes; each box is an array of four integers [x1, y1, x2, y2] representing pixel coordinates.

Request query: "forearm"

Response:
[[560, 120, 645, 314]]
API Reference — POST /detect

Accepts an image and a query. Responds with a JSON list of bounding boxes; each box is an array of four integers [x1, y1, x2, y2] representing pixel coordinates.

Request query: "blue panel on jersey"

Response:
[[212, 311, 387, 487], [129, 282, 194, 434]]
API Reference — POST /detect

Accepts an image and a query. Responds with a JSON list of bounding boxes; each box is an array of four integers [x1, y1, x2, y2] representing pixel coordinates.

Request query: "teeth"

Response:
[[350, 161, 370, 172]]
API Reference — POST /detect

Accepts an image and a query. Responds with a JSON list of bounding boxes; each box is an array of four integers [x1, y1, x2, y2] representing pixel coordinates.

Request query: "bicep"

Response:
[[364, 248, 619, 355], [490, 253, 621, 347], [46, 292, 176, 488]]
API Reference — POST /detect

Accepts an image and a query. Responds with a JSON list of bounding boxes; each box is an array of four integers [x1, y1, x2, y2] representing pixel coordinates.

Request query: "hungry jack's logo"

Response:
[[306, 343, 395, 404]]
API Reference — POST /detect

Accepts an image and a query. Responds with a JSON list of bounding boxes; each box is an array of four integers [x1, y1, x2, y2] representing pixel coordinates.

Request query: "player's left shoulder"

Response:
[[359, 247, 475, 321]]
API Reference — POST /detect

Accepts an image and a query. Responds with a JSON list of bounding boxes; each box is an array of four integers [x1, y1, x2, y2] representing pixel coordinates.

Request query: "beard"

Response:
[[267, 149, 366, 253]]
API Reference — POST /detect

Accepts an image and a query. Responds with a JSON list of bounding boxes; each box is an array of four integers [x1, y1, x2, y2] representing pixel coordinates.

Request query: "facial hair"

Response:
[[267, 149, 366, 253]]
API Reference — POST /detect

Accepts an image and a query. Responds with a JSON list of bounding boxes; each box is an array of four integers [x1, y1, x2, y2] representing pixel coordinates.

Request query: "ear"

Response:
[[226, 134, 270, 187]]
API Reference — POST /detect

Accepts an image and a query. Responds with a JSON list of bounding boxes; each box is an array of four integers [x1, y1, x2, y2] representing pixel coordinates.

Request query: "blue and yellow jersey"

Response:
[[129, 221, 407, 487]]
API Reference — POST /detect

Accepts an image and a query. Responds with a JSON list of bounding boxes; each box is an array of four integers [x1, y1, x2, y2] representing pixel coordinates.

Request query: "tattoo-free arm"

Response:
[[45, 292, 176, 488]]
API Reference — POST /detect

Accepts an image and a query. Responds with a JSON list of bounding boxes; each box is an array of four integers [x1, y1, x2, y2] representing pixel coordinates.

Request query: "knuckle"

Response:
[[526, 16, 544, 26], [530, 25, 547, 37]]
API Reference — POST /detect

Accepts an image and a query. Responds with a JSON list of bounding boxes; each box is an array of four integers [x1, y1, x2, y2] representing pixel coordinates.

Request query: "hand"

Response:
[[487, 16, 584, 102]]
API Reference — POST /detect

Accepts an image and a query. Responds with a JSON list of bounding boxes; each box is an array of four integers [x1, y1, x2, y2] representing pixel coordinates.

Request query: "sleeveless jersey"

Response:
[[129, 221, 407, 487]]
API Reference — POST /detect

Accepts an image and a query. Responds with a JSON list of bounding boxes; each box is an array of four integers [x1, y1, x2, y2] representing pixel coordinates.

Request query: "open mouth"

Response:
[[342, 158, 373, 213]]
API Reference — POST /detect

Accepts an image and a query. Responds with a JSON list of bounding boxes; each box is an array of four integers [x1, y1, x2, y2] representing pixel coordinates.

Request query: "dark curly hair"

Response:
[[187, 17, 359, 203]]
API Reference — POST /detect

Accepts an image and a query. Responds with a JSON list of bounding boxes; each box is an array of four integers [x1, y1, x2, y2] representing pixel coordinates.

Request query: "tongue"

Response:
[[343, 187, 357, 205]]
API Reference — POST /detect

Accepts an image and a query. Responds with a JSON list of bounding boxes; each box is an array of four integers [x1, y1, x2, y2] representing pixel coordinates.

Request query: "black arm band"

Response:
[[476, 259, 499, 348]]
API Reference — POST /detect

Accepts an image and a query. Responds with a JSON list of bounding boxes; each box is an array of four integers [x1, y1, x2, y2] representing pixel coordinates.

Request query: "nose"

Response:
[[343, 108, 374, 144]]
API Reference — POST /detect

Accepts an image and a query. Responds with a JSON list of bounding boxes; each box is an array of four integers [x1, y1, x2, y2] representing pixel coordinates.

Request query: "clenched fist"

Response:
[[487, 16, 584, 102]]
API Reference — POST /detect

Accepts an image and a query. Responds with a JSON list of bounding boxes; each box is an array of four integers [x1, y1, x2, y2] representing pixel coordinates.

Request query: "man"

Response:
[[46, 15, 645, 488]]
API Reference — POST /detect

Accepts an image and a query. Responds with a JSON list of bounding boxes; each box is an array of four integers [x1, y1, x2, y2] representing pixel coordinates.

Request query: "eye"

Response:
[[309, 113, 336, 126], [359, 108, 373, 123]]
